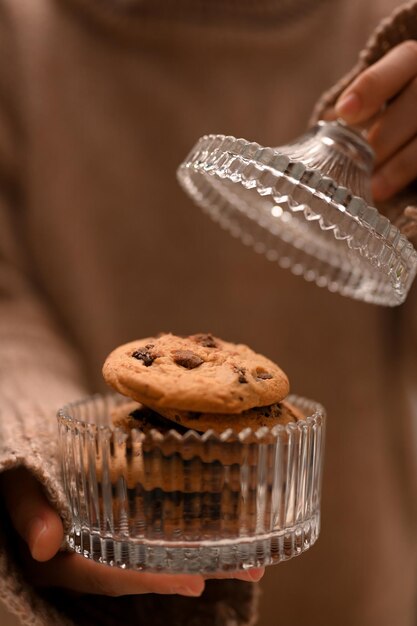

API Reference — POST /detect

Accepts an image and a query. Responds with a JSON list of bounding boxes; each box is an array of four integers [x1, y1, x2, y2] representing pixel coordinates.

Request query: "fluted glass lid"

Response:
[[177, 121, 417, 306]]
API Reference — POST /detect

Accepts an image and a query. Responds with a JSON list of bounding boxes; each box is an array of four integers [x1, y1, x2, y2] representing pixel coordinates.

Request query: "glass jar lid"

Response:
[[177, 121, 417, 306]]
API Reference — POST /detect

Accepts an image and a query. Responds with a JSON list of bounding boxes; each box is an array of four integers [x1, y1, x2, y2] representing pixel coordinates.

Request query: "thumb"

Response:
[[0, 467, 64, 561]]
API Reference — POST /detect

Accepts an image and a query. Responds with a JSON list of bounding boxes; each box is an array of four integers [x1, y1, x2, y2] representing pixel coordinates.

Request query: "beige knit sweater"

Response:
[[0, 1, 416, 625]]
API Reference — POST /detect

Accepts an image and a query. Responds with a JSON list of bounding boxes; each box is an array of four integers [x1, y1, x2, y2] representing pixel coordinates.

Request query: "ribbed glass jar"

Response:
[[57, 393, 325, 573]]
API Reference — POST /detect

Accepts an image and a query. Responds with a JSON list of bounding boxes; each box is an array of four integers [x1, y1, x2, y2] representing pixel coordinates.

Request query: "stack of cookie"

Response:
[[101, 333, 307, 540], [103, 332, 304, 435], [60, 334, 323, 563]]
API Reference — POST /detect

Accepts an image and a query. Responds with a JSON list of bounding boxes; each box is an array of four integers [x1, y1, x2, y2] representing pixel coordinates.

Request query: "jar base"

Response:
[[66, 512, 320, 573]]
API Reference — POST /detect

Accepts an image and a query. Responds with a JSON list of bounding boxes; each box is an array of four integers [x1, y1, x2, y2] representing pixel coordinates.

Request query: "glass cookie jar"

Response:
[[177, 121, 417, 306], [58, 392, 325, 574]]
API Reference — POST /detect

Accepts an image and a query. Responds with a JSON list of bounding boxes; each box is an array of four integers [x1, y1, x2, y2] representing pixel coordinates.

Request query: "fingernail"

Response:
[[372, 172, 391, 201], [335, 92, 361, 118], [28, 516, 47, 560], [172, 585, 204, 597], [247, 568, 264, 582]]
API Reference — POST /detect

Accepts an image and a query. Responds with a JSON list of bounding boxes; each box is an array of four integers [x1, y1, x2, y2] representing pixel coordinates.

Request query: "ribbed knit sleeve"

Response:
[[0, 6, 88, 625]]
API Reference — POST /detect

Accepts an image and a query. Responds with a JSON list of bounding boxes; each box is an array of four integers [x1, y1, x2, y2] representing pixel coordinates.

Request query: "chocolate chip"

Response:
[[234, 366, 247, 384], [128, 407, 192, 434], [191, 333, 218, 348], [173, 350, 204, 369], [131, 344, 157, 366], [259, 404, 281, 418], [254, 367, 273, 380]]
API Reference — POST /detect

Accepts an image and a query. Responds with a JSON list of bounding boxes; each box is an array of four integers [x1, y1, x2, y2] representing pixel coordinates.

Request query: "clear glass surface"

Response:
[[177, 121, 417, 306], [57, 393, 326, 573]]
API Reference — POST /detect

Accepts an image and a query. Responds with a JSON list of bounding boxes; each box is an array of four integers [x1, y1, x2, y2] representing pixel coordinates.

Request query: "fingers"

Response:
[[23, 547, 264, 597], [372, 135, 417, 201], [398, 206, 417, 240], [0, 468, 264, 596], [335, 40, 417, 124], [28, 552, 206, 597], [0, 468, 63, 561], [332, 41, 417, 199], [366, 78, 417, 166]]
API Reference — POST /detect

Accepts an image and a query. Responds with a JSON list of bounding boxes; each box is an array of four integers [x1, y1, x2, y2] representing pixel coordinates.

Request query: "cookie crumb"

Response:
[[131, 344, 157, 366], [173, 349, 204, 369]]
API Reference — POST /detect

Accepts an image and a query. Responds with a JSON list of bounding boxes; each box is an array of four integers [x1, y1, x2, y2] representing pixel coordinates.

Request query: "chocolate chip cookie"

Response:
[[103, 333, 289, 413], [147, 399, 304, 433]]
